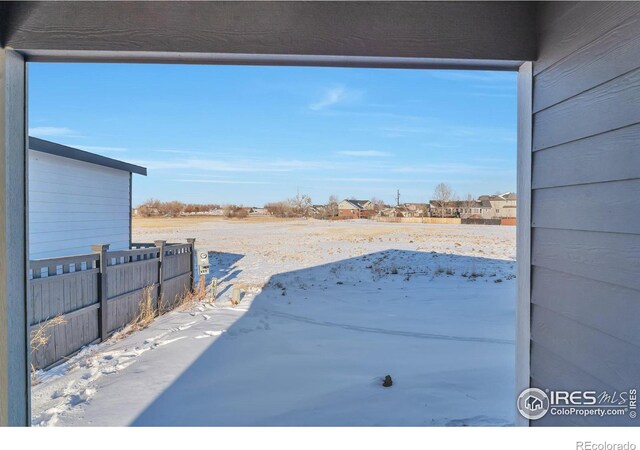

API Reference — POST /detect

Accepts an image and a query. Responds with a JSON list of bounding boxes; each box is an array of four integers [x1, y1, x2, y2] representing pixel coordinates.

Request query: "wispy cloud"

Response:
[[73, 145, 127, 154], [313, 109, 426, 122], [471, 92, 516, 98], [158, 149, 208, 156], [309, 86, 347, 111], [171, 179, 274, 185], [132, 158, 337, 173], [135, 155, 500, 179], [29, 126, 80, 138], [447, 125, 516, 143], [391, 163, 497, 175], [473, 157, 510, 163], [268, 159, 328, 170], [318, 177, 423, 184], [134, 159, 270, 172], [381, 125, 433, 137], [335, 150, 392, 158], [380, 123, 516, 143]]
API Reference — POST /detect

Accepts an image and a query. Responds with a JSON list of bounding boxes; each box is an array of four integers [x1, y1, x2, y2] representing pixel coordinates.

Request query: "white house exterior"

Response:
[[28, 137, 147, 259]]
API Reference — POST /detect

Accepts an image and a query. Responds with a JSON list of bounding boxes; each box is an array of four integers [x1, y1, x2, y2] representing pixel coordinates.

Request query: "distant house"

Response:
[[210, 208, 225, 216], [382, 204, 417, 218], [429, 193, 517, 219], [384, 206, 408, 218], [429, 200, 484, 218], [29, 137, 147, 259], [401, 203, 429, 218], [379, 206, 396, 217], [478, 192, 517, 219], [248, 207, 269, 216], [337, 199, 375, 219]]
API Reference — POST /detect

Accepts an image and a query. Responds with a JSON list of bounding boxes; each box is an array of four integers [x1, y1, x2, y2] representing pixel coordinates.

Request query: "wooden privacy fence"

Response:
[[460, 218, 502, 225], [29, 239, 196, 369]]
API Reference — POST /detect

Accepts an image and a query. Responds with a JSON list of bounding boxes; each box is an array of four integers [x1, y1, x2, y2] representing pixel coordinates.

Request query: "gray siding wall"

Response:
[[531, 1, 640, 426]]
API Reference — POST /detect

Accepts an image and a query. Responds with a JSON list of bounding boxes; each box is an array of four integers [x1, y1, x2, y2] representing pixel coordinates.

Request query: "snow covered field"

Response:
[[31, 218, 516, 426]]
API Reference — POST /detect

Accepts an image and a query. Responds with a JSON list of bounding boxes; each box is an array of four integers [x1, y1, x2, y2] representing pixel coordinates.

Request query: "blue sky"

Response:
[[29, 64, 517, 207]]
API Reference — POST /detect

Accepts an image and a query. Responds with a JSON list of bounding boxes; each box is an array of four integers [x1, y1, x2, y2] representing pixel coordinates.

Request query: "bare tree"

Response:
[[265, 192, 313, 218], [327, 195, 339, 218], [432, 183, 454, 218], [290, 192, 312, 217], [136, 199, 220, 217], [264, 201, 290, 218], [136, 198, 161, 217], [223, 204, 248, 219], [369, 197, 385, 213], [164, 201, 184, 217], [461, 193, 477, 218]]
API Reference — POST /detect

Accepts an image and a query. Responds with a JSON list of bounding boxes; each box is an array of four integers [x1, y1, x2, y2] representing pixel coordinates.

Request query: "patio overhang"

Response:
[[1, 1, 537, 67]]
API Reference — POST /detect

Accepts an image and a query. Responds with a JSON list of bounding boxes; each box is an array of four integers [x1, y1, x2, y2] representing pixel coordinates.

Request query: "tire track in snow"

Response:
[[266, 310, 514, 345]]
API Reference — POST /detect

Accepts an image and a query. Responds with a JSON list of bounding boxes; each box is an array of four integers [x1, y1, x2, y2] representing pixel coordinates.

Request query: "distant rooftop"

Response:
[[341, 199, 370, 209]]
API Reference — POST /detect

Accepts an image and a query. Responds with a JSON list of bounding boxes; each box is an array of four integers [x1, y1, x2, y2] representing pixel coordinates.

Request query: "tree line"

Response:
[[136, 184, 484, 220], [264, 193, 313, 218], [135, 199, 221, 217], [136, 199, 254, 218]]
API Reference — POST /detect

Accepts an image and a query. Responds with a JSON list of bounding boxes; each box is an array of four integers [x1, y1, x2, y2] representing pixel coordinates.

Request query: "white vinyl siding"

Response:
[[29, 150, 131, 259]]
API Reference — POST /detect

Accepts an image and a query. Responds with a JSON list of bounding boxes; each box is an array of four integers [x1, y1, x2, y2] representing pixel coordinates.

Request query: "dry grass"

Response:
[[133, 216, 220, 229], [170, 288, 206, 312], [30, 315, 66, 375], [68, 285, 200, 373], [135, 285, 157, 328], [122, 285, 158, 336], [120, 283, 207, 338], [132, 215, 298, 230]]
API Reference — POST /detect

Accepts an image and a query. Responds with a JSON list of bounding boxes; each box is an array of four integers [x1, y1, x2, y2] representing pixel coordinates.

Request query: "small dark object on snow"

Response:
[[382, 375, 393, 387]]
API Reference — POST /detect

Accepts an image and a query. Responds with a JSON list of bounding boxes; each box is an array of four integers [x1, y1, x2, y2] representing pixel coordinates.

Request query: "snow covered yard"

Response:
[[31, 219, 516, 426]]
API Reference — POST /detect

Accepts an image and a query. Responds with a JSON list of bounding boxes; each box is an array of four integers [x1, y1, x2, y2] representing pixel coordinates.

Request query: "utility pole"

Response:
[[396, 189, 400, 206]]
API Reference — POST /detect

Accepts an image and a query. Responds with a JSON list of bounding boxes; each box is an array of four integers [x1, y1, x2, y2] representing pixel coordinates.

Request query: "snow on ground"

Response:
[[31, 218, 516, 426]]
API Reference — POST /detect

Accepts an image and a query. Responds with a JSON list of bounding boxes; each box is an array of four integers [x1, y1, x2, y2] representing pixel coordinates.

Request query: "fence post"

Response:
[[92, 244, 110, 341], [186, 238, 196, 291], [154, 240, 166, 313]]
